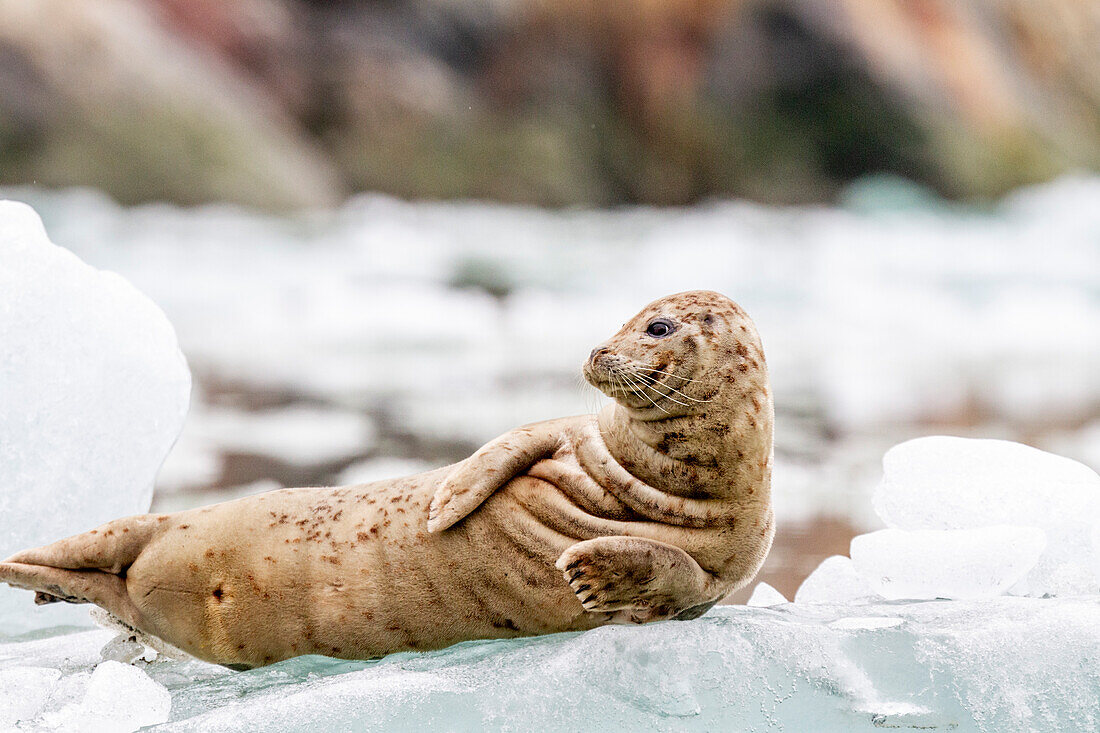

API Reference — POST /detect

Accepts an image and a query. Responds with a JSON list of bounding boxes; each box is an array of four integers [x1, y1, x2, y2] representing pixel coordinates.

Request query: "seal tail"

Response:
[[0, 514, 161, 627]]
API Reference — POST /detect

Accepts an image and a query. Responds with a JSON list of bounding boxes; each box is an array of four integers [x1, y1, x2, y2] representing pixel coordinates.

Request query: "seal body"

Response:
[[1, 290, 774, 668]]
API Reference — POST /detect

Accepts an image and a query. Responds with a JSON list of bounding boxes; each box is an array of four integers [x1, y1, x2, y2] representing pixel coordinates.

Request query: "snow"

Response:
[[850, 527, 1047, 600], [0, 201, 191, 633], [338, 458, 438, 486], [181, 404, 376, 467]]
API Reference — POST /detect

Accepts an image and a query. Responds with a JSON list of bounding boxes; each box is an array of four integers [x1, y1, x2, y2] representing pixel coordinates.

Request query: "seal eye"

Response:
[[645, 319, 674, 338]]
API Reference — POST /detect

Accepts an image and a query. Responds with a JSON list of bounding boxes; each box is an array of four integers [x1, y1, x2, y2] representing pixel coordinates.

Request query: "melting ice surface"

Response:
[[2, 199, 1100, 731]]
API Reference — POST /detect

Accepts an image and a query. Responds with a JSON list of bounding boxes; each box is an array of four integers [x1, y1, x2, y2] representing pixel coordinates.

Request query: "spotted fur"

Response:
[[0, 291, 773, 667]]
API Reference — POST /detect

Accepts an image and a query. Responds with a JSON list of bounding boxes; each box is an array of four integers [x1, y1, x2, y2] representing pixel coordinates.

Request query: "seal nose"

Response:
[[588, 346, 610, 363]]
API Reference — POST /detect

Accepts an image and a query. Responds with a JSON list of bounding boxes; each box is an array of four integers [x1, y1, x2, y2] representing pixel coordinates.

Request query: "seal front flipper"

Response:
[[427, 418, 574, 533], [555, 536, 719, 624]]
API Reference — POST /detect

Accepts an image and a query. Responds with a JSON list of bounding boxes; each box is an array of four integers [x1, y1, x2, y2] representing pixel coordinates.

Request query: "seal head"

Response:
[[583, 290, 772, 497]]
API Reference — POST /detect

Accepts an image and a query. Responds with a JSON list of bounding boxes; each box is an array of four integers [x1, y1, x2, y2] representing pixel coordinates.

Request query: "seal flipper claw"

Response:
[[427, 419, 573, 532], [556, 536, 718, 623]]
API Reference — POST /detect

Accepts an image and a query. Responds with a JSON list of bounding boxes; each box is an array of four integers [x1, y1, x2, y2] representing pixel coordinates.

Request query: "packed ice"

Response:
[[0, 201, 191, 633], [0, 667, 60, 728], [2, 598, 1097, 732]]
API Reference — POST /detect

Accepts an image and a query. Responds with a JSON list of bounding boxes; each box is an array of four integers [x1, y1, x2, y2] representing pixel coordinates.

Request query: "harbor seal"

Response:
[[0, 290, 774, 668]]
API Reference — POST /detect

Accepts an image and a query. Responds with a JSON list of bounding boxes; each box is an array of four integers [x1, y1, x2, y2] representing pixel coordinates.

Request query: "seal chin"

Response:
[[583, 355, 657, 411], [582, 360, 616, 396]]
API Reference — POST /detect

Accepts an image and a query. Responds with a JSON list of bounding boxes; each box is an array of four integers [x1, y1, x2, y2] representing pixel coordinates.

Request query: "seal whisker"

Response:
[[636, 364, 709, 386], [624, 367, 708, 406], [577, 374, 606, 414], [609, 371, 634, 405], [633, 373, 713, 404], [636, 379, 692, 408], [625, 376, 674, 414], [615, 372, 653, 412], [633, 365, 714, 404], [616, 370, 670, 415]]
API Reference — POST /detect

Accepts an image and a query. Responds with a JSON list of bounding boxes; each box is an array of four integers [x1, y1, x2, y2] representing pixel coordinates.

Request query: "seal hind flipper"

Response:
[[0, 561, 144, 628], [0, 515, 161, 625], [3, 514, 161, 574], [555, 536, 718, 623], [427, 419, 575, 532]]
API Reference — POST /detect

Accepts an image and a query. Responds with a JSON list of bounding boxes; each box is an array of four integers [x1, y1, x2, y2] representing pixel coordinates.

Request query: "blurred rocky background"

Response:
[[2, 0, 1099, 210]]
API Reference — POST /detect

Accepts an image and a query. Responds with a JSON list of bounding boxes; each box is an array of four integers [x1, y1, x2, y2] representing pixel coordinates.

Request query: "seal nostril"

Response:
[[589, 347, 610, 361]]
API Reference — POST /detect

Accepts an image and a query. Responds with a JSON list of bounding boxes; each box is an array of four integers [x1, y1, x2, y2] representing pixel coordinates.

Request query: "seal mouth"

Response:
[[585, 351, 712, 415], [583, 350, 632, 399], [582, 355, 618, 394], [586, 353, 678, 409]]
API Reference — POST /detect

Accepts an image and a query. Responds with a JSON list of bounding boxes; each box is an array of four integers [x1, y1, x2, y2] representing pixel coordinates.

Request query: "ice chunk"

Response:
[[873, 437, 1100, 597], [41, 670, 91, 719], [91, 606, 190, 664], [873, 436, 1100, 531], [146, 598, 1100, 732], [0, 666, 61, 727], [794, 555, 879, 604], [746, 582, 788, 607], [850, 527, 1046, 600], [0, 629, 116, 672], [1009, 522, 1099, 598], [45, 661, 171, 732], [0, 201, 190, 632]]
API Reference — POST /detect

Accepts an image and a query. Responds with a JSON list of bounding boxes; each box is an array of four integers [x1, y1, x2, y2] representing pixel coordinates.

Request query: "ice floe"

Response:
[[0, 201, 190, 633]]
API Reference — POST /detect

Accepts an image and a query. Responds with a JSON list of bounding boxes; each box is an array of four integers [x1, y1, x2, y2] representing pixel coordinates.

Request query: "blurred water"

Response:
[[3, 177, 1098, 595]]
